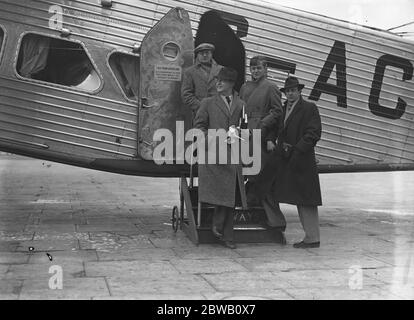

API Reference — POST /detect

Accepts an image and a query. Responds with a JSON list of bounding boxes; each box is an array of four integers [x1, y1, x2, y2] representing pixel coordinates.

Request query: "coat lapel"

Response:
[[244, 79, 264, 106], [230, 94, 242, 117], [208, 60, 221, 84], [279, 102, 288, 132], [215, 95, 231, 118], [284, 97, 304, 128], [197, 65, 209, 84]]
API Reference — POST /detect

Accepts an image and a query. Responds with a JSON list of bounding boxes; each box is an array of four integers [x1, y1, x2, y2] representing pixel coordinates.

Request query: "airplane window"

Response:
[[16, 33, 101, 92], [162, 42, 180, 61], [108, 52, 140, 100]]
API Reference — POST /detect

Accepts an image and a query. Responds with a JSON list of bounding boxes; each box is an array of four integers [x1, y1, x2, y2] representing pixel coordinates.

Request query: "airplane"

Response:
[[0, 0, 413, 178]]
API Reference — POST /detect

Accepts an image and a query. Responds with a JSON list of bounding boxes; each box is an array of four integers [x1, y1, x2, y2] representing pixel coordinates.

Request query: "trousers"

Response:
[[212, 205, 235, 241], [297, 205, 320, 243], [262, 195, 287, 230]]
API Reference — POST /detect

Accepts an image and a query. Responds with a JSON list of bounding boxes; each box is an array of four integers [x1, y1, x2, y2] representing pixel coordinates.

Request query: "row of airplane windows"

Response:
[[0, 29, 139, 102]]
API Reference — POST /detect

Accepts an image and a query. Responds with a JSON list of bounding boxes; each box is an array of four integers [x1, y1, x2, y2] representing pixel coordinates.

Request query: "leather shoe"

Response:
[[212, 226, 223, 239], [222, 241, 237, 249], [293, 241, 320, 248]]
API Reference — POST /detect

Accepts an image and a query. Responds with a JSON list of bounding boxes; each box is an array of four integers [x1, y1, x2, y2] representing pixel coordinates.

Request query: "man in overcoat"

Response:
[[239, 56, 286, 237], [181, 43, 223, 118], [193, 67, 246, 249], [261, 76, 322, 248]]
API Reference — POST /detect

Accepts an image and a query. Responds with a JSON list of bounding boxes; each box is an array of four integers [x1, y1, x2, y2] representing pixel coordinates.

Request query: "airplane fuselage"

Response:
[[0, 0, 413, 176]]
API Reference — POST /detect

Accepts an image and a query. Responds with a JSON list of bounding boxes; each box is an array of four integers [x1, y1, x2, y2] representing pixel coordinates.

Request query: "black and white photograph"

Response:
[[0, 0, 413, 305]]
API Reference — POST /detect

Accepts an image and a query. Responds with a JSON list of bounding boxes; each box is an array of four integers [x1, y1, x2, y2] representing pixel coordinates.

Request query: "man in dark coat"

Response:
[[193, 67, 246, 249], [261, 76, 322, 248], [239, 56, 286, 237], [181, 43, 223, 118]]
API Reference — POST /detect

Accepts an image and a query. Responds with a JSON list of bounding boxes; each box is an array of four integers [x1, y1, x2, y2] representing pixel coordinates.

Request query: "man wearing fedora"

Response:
[[181, 43, 223, 118], [194, 67, 246, 249], [261, 76, 322, 248]]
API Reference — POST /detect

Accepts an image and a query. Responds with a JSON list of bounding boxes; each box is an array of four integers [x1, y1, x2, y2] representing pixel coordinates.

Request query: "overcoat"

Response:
[[239, 77, 283, 187], [193, 93, 246, 208], [262, 96, 322, 206], [239, 78, 282, 131], [181, 59, 223, 115]]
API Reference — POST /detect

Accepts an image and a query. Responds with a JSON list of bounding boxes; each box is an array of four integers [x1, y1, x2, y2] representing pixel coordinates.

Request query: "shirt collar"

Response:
[[196, 58, 216, 67], [252, 76, 265, 83], [220, 93, 233, 105], [287, 97, 300, 109]]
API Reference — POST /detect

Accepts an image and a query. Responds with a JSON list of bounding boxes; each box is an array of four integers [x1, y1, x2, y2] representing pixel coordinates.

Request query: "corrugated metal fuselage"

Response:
[[0, 0, 413, 176]]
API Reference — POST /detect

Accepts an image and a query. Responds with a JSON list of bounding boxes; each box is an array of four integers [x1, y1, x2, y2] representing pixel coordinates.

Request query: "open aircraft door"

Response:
[[138, 7, 194, 161]]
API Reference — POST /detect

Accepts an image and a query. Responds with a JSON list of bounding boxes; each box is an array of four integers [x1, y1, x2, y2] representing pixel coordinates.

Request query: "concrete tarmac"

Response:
[[0, 154, 413, 300]]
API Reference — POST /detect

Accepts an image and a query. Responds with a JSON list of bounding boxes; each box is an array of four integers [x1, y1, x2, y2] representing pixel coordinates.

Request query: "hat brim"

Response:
[[194, 47, 214, 54], [280, 84, 304, 93], [216, 77, 236, 82]]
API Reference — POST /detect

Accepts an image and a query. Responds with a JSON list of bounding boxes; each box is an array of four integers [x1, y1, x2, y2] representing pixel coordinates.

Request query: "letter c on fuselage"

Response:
[[369, 54, 413, 120]]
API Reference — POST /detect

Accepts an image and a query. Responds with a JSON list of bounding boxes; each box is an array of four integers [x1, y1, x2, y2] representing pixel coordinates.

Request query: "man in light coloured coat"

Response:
[[193, 67, 246, 249], [239, 56, 285, 239], [181, 43, 223, 118]]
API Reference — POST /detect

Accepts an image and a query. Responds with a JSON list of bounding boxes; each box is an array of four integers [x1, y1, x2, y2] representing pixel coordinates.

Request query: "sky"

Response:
[[255, 0, 414, 38]]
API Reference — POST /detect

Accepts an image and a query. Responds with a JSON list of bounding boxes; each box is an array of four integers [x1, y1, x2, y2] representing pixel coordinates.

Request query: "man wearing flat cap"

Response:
[[194, 67, 246, 249], [261, 76, 322, 248], [181, 43, 223, 118]]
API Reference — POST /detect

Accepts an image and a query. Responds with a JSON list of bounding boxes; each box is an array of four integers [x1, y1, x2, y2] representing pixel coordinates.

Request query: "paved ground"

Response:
[[0, 154, 413, 300]]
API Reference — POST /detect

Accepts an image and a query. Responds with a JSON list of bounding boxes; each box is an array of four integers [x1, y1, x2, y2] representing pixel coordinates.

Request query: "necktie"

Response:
[[226, 96, 231, 106]]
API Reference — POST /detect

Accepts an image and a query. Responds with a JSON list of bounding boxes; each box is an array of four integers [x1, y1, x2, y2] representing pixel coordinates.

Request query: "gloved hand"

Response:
[[281, 142, 293, 159], [226, 125, 243, 144]]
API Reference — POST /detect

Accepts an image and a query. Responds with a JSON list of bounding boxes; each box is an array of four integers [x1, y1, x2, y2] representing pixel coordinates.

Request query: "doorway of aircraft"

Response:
[[194, 10, 246, 92], [137, 8, 246, 161]]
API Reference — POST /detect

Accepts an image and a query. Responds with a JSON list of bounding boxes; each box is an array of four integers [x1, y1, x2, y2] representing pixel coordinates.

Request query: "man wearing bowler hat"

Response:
[[194, 67, 246, 249], [181, 43, 223, 118], [261, 76, 322, 248]]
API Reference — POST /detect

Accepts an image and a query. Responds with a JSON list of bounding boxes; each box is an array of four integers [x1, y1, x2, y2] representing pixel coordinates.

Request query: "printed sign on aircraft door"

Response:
[[138, 7, 193, 161]]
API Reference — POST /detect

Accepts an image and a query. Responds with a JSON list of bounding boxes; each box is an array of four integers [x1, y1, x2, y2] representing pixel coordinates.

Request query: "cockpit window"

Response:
[[16, 33, 101, 92], [108, 52, 140, 101]]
